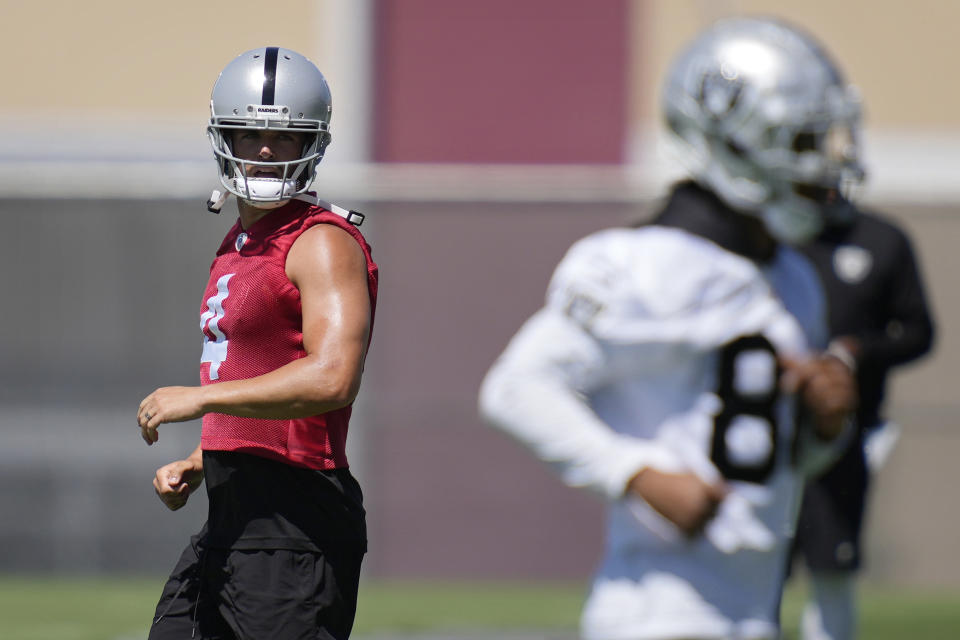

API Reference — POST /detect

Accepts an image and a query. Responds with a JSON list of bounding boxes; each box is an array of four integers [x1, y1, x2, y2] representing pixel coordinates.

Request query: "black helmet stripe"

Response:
[[261, 47, 279, 105]]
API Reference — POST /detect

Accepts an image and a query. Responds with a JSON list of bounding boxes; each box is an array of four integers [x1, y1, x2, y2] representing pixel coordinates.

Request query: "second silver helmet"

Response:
[[662, 17, 864, 244]]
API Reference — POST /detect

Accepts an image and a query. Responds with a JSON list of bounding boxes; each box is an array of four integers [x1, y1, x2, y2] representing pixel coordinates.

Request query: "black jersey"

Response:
[[800, 208, 935, 428]]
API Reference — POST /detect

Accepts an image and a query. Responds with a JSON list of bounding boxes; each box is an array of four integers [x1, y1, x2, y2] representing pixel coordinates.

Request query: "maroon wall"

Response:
[[365, 0, 634, 579], [373, 0, 629, 163], [360, 201, 644, 579]]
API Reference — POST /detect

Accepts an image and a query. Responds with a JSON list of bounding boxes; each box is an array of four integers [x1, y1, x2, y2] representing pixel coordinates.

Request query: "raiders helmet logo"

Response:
[[699, 65, 743, 119], [832, 245, 872, 284]]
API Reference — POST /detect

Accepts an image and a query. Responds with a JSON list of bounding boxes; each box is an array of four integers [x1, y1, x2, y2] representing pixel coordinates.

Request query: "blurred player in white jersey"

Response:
[[480, 17, 861, 640]]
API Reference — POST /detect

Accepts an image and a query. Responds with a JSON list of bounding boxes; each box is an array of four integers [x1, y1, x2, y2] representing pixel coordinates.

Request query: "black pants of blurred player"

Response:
[[792, 430, 870, 639], [795, 433, 869, 573], [148, 530, 365, 640]]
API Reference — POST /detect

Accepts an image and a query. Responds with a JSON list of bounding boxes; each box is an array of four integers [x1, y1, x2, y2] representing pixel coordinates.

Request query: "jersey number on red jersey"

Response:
[[200, 273, 235, 380]]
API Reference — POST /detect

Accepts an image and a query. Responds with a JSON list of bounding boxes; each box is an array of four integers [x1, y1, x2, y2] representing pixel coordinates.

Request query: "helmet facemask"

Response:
[[208, 117, 330, 209], [761, 109, 863, 243]]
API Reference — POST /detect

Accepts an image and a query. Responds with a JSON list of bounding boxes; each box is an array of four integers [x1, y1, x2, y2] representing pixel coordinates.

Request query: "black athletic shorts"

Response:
[[148, 531, 365, 640], [793, 433, 870, 572]]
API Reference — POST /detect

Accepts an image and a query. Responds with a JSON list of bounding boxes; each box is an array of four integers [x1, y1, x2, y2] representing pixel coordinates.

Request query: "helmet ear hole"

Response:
[[725, 138, 747, 158], [793, 183, 837, 205], [791, 131, 819, 153]]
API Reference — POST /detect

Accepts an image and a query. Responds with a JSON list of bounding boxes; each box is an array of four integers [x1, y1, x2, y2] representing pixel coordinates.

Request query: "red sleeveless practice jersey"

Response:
[[199, 198, 378, 470]]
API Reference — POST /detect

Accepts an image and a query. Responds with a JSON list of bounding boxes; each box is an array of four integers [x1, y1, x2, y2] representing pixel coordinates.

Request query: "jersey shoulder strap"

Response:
[[293, 193, 365, 226]]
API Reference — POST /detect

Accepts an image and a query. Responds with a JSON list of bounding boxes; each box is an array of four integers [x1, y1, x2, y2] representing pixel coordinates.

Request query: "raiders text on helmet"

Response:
[[207, 47, 332, 211], [662, 17, 864, 244]]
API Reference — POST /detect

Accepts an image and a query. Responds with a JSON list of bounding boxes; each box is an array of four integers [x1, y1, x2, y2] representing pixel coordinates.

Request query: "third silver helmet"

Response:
[[662, 17, 864, 244]]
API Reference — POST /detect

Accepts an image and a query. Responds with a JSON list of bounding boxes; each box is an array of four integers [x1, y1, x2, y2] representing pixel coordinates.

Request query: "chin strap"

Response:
[[207, 189, 230, 214], [205, 189, 365, 227]]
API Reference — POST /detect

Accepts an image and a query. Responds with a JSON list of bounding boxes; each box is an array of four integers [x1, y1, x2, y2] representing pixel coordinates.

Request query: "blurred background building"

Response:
[[0, 0, 957, 587]]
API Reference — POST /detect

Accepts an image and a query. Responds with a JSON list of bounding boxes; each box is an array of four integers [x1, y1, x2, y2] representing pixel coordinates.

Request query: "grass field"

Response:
[[0, 575, 958, 639]]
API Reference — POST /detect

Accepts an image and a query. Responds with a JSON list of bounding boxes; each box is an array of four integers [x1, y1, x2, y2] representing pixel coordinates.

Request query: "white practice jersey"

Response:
[[480, 222, 836, 639]]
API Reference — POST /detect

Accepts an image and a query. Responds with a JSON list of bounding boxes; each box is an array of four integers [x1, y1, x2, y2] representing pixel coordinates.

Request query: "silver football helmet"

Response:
[[207, 47, 332, 210], [662, 17, 864, 244]]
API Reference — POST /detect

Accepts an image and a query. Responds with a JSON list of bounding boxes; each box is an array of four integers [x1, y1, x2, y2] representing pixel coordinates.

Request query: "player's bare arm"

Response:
[[153, 444, 204, 511], [782, 354, 858, 440], [138, 223, 370, 445], [627, 468, 727, 537]]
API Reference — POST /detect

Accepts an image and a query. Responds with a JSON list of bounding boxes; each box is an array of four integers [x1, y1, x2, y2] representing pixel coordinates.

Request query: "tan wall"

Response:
[[861, 206, 959, 586], [1, 0, 322, 119], [632, 0, 960, 129]]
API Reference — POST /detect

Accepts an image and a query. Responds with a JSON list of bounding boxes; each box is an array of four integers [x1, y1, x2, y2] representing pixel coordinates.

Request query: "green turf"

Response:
[[0, 575, 159, 640], [781, 584, 960, 640], [1, 575, 958, 639], [354, 580, 586, 634]]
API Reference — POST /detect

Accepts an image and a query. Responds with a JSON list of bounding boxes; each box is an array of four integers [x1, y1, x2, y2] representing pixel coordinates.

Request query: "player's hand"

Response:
[[627, 469, 727, 537], [781, 354, 857, 440], [138, 386, 206, 445], [153, 458, 204, 511]]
